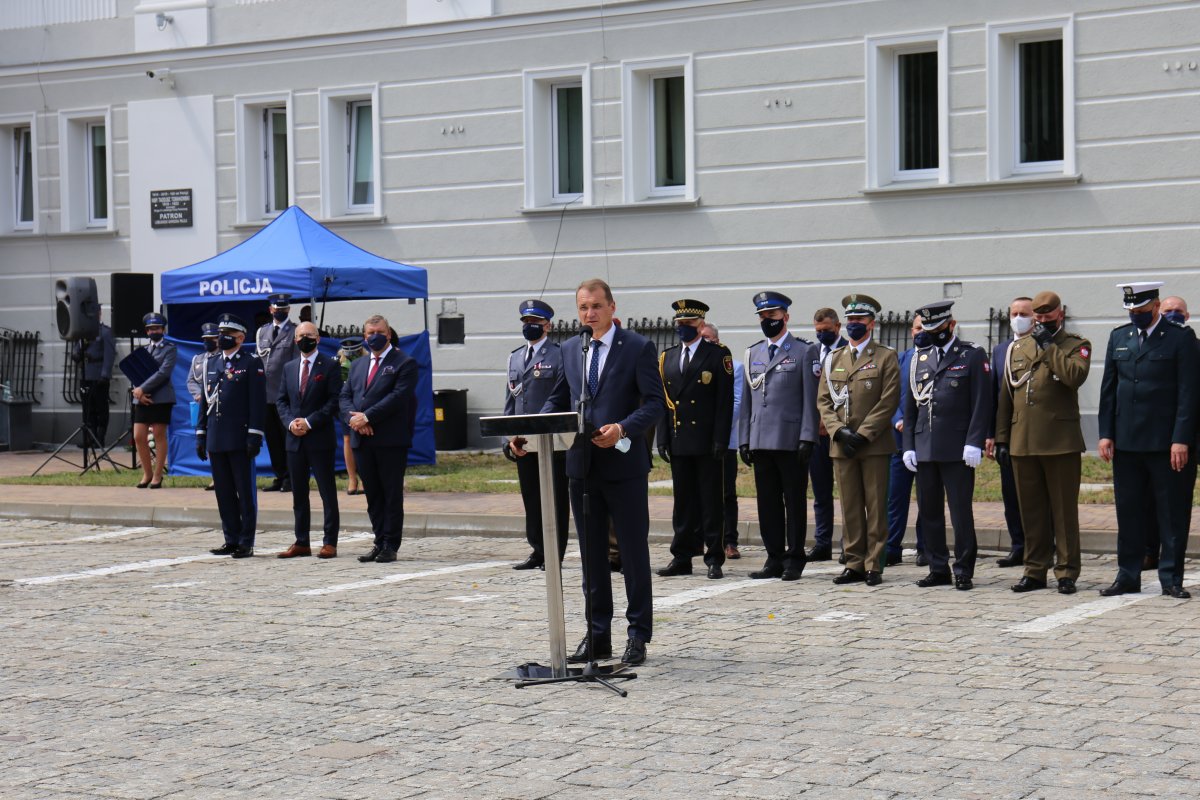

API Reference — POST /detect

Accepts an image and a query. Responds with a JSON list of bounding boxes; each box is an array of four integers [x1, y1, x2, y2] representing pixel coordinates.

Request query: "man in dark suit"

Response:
[[339, 313, 419, 564], [1097, 282, 1198, 599], [985, 296, 1033, 567], [656, 299, 734, 580], [197, 314, 266, 559], [72, 307, 116, 447], [503, 298, 570, 571], [803, 307, 847, 562], [902, 301, 993, 591], [256, 293, 298, 492], [541, 278, 666, 666], [276, 321, 343, 560]]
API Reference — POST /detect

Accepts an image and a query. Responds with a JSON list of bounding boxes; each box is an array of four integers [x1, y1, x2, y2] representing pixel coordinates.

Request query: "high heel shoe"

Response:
[[136, 479, 152, 489], [149, 481, 163, 489]]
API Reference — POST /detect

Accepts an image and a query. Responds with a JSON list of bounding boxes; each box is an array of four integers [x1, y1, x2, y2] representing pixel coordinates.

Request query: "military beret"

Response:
[[1031, 291, 1062, 314]]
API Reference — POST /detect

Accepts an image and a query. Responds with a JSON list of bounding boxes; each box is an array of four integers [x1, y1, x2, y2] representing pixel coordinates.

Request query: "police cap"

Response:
[[267, 293, 292, 308], [142, 312, 167, 328], [518, 299, 554, 321], [1117, 281, 1164, 310], [340, 336, 364, 354], [672, 299, 710, 321], [752, 291, 792, 313], [217, 313, 249, 333], [200, 322, 220, 338]]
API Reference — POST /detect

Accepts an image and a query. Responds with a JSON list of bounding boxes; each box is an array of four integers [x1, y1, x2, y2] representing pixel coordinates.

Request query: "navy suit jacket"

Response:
[[277, 353, 343, 452], [339, 346, 418, 449], [541, 327, 667, 481]]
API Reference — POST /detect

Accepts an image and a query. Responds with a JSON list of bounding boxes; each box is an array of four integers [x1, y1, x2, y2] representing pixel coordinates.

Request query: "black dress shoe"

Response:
[[833, 568, 866, 584], [806, 545, 832, 562], [997, 550, 1024, 567], [916, 572, 952, 588], [621, 638, 647, 665], [279, 479, 292, 493], [512, 554, 544, 571], [656, 559, 693, 577], [707, 565, 723, 579], [231, 547, 254, 559], [1098, 581, 1139, 596], [865, 571, 883, 586], [609, 559, 622, 573], [886, 552, 903, 567], [837, 552, 848, 565], [1057, 578, 1077, 595], [375, 549, 397, 563], [265, 479, 283, 492], [955, 576, 973, 591], [1162, 585, 1191, 599], [915, 552, 929, 567], [1143, 555, 1159, 571], [204, 483, 216, 491], [781, 567, 802, 581], [210, 543, 237, 555], [357, 546, 381, 563], [749, 564, 783, 579], [1011, 576, 1048, 593], [568, 635, 612, 663]]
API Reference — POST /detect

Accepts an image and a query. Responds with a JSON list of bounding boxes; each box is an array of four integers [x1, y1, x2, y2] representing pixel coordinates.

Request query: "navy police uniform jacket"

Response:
[[73, 324, 116, 382], [739, 332, 818, 451], [277, 353, 344, 452], [901, 338, 992, 462], [1098, 321, 1199, 452], [656, 338, 735, 456], [197, 349, 267, 452], [338, 346, 419, 449]]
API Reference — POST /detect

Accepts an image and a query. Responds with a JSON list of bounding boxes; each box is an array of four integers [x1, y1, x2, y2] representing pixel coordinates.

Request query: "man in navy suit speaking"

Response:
[[339, 314, 419, 564], [542, 279, 667, 666]]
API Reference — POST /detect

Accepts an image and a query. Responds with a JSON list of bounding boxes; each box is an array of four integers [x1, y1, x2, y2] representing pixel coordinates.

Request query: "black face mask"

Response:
[[203, 339, 219, 353], [297, 336, 319, 354], [1039, 319, 1059, 337], [366, 332, 389, 352], [913, 331, 932, 348], [272, 309, 289, 323], [522, 323, 544, 342], [147, 332, 164, 343], [676, 324, 700, 343], [931, 326, 954, 347], [760, 317, 785, 339], [845, 322, 868, 342], [815, 329, 839, 347], [218, 334, 238, 351]]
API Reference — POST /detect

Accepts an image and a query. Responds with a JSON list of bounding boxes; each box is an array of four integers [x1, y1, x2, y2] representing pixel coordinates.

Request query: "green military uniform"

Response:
[[994, 292, 1092, 589], [817, 295, 900, 580]]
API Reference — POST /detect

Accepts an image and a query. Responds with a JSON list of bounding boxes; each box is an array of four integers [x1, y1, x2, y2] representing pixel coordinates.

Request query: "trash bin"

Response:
[[433, 389, 468, 451], [0, 399, 34, 451]]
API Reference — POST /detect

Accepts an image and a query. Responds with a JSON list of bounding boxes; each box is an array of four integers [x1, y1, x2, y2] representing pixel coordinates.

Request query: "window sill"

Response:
[[0, 228, 118, 240], [520, 197, 700, 215], [317, 214, 387, 225], [862, 173, 1081, 197]]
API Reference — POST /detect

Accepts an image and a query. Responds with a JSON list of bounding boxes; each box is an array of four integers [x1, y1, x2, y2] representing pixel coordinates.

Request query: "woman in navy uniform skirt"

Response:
[[132, 312, 177, 489]]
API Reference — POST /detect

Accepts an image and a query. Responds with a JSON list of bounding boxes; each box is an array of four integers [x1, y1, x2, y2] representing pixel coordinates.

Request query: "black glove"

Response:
[[196, 438, 207, 462], [1032, 322, 1055, 347], [739, 444, 754, 467], [797, 440, 814, 463], [658, 444, 672, 464], [501, 442, 518, 463], [247, 432, 263, 458], [834, 427, 868, 458], [994, 443, 1011, 470]]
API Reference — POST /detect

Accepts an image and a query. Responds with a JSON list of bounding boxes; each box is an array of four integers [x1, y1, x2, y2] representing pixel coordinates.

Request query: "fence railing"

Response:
[[548, 317, 681, 354], [0, 328, 41, 403]]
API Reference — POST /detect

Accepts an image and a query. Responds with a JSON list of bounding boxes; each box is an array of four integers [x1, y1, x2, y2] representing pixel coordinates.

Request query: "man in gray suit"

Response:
[[739, 291, 817, 581], [255, 292, 298, 492], [503, 299, 570, 571], [901, 300, 992, 591]]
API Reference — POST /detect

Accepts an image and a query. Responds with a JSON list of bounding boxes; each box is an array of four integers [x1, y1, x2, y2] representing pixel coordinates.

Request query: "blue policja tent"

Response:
[[161, 205, 435, 475]]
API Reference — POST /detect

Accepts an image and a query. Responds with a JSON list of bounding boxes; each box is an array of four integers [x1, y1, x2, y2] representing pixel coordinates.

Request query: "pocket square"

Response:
[[382, 365, 395, 374]]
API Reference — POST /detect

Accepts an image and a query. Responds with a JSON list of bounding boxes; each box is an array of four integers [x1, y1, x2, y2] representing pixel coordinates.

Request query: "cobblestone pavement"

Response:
[[2, 518, 1198, 800]]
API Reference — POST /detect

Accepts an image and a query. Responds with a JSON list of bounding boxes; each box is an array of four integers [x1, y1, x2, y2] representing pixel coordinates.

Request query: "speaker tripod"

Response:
[[31, 423, 122, 476]]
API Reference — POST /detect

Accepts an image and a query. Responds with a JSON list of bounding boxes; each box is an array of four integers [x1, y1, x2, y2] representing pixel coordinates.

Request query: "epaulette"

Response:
[[510, 345, 525, 354], [873, 342, 896, 351], [1112, 322, 1135, 331], [746, 339, 765, 351]]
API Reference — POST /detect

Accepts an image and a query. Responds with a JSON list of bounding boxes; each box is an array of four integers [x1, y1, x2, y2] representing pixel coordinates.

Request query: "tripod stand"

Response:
[[32, 363, 123, 476]]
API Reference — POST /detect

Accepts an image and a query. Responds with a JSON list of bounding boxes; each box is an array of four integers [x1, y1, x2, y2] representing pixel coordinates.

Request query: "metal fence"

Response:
[[548, 317, 680, 354], [0, 328, 41, 403], [61, 343, 84, 405]]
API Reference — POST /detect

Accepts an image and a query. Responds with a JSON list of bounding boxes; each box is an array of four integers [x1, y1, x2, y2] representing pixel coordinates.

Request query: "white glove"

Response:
[[963, 445, 982, 469], [902, 450, 918, 473]]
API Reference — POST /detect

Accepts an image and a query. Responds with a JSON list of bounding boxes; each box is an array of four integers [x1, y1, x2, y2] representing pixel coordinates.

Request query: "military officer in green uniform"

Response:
[[994, 290, 1092, 594], [1097, 282, 1198, 599], [817, 294, 900, 586]]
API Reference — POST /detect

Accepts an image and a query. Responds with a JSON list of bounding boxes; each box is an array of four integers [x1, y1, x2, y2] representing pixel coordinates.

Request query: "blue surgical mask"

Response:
[[203, 339, 218, 353], [913, 331, 932, 348], [845, 322, 868, 341], [1164, 310, 1187, 326], [366, 332, 389, 352], [676, 324, 700, 343], [522, 323, 544, 342], [1129, 309, 1155, 330], [815, 329, 839, 347]]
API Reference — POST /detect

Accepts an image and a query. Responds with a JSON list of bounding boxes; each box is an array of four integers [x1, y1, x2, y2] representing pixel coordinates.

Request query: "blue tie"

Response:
[[588, 341, 603, 396], [768, 343, 778, 362]]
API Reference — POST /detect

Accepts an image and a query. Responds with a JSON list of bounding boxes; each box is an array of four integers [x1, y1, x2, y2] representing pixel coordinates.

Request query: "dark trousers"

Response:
[[916, 460, 977, 578], [809, 434, 835, 549], [515, 449, 570, 562], [210, 449, 257, 548], [998, 455, 1026, 553], [81, 379, 110, 445], [722, 449, 739, 547], [570, 474, 653, 643], [263, 406, 290, 482], [669, 453, 725, 567], [356, 443, 407, 551], [1113, 449, 1193, 590], [286, 447, 340, 546], [1013, 453, 1082, 582], [887, 435, 924, 556], [752, 449, 809, 571]]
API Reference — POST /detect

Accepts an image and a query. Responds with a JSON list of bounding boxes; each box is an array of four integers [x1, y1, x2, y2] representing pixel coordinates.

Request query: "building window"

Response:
[[58, 110, 110, 231], [86, 122, 108, 224], [234, 94, 292, 223], [347, 100, 373, 210], [552, 84, 583, 199], [865, 31, 947, 188], [622, 56, 694, 203], [15, 126, 34, 227], [263, 107, 288, 214], [987, 18, 1074, 180], [523, 67, 591, 209], [319, 86, 379, 218]]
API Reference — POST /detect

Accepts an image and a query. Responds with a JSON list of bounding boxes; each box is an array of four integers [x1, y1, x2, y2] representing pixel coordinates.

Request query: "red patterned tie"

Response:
[[366, 356, 380, 387], [299, 358, 309, 396]]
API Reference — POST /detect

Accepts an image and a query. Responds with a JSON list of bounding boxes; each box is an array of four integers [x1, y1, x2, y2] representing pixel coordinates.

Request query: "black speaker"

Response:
[[110, 273, 155, 338], [54, 277, 100, 341]]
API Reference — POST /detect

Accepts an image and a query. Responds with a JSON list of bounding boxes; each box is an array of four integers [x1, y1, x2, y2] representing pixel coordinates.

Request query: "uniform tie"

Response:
[[588, 341, 603, 396], [366, 355, 381, 387], [851, 347, 858, 364], [524, 346, 534, 367], [683, 345, 692, 373], [300, 357, 310, 396], [768, 343, 778, 362]]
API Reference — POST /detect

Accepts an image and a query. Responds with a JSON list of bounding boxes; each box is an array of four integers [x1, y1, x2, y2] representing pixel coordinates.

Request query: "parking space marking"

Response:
[[295, 561, 509, 596], [0, 526, 156, 549], [16, 555, 223, 586], [1006, 570, 1200, 634]]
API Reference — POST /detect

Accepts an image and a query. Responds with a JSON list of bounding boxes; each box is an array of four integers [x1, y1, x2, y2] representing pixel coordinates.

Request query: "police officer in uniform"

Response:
[[901, 301, 992, 591], [198, 314, 267, 559], [503, 299, 570, 571], [255, 293, 298, 492], [995, 291, 1092, 594], [818, 294, 900, 586], [739, 291, 817, 581], [657, 299, 735, 580], [186, 322, 221, 491], [72, 307, 116, 447], [1097, 282, 1197, 599]]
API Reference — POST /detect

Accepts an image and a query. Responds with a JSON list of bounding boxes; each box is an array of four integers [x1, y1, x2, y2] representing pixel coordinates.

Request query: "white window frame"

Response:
[[58, 108, 113, 231], [0, 113, 38, 233], [522, 65, 592, 209], [987, 17, 1075, 180], [234, 92, 293, 223], [262, 106, 289, 216], [621, 55, 695, 203], [865, 30, 948, 189], [319, 85, 380, 219]]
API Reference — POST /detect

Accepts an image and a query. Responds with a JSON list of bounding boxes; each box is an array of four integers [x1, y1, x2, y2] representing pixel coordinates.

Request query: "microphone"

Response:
[[579, 325, 593, 354]]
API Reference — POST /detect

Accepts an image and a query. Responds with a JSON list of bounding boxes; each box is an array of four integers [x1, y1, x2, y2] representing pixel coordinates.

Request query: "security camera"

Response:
[[146, 68, 174, 89]]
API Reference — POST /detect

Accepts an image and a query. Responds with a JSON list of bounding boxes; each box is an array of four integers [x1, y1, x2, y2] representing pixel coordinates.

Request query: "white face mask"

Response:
[[1011, 314, 1034, 336]]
